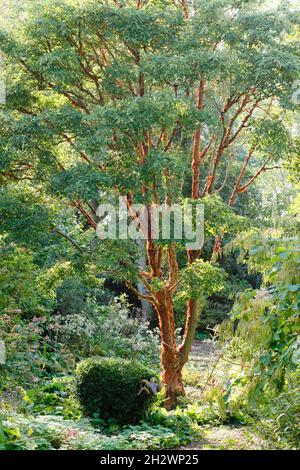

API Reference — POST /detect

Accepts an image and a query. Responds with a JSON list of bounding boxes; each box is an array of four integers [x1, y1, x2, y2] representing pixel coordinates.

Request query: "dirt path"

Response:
[[177, 424, 269, 450], [179, 340, 269, 450]]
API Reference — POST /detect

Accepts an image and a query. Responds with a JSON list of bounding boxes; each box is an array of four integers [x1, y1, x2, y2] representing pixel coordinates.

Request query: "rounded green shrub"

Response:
[[75, 357, 158, 424]]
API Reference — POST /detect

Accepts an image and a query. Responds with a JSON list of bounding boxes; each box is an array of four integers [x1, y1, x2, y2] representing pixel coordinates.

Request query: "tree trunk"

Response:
[[154, 288, 185, 410], [179, 298, 201, 366], [136, 239, 153, 320], [163, 359, 185, 411]]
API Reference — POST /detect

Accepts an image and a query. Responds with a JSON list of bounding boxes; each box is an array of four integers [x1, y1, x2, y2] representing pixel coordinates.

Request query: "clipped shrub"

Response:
[[76, 357, 158, 424]]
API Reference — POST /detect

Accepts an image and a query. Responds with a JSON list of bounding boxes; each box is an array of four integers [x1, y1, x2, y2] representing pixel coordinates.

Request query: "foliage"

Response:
[[173, 259, 227, 326], [0, 244, 56, 315], [227, 230, 300, 379], [56, 276, 113, 316], [0, 313, 70, 389], [254, 369, 300, 449], [76, 357, 157, 424], [0, 384, 199, 451], [50, 295, 160, 366], [0, 408, 198, 450], [21, 377, 81, 420], [0, 294, 160, 389], [205, 225, 300, 448]]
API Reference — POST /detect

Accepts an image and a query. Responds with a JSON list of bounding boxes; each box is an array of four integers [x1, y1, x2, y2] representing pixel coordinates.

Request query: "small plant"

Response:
[[76, 357, 158, 424], [21, 377, 82, 420], [1, 411, 198, 450]]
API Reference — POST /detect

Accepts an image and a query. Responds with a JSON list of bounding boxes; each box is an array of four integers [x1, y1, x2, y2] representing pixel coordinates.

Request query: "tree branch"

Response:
[[238, 157, 272, 194], [51, 228, 84, 253]]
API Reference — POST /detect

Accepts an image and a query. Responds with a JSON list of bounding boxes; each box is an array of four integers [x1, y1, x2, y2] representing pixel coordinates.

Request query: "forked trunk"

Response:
[[154, 288, 185, 410]]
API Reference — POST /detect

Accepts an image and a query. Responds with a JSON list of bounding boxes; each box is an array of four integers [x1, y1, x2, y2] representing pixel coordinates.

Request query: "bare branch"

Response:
[[51, 228, 84, 253], [238, 157, 272, 194]]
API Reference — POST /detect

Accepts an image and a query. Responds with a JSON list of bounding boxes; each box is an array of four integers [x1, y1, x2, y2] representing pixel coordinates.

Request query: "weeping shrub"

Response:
[[75, 357, 158, 424], [210, 228, 300, 447]]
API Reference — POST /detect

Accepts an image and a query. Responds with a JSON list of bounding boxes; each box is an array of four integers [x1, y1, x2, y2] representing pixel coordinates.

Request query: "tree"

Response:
[[0, 0, 299, 408]]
